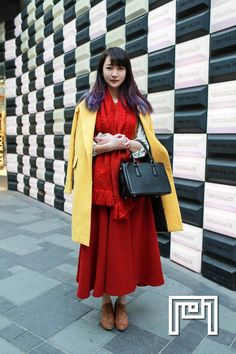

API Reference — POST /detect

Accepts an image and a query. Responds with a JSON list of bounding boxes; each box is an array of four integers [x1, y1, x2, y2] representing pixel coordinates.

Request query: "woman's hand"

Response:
[[110, 134, 130, 150], [93, 133, 130, 154], [94, 133, 113, 145]]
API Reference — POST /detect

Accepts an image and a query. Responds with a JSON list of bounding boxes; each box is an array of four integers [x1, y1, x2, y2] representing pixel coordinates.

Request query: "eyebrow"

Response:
[[106, 64, 124, 67]]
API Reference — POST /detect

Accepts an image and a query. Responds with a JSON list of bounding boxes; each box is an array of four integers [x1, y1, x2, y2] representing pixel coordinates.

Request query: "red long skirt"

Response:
[[76, 197, 165, 299]]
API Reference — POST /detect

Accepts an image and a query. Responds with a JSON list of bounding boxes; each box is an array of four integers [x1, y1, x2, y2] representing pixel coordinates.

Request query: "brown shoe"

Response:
[[114, 299, 129, 331], [100, 302, 115, 330]]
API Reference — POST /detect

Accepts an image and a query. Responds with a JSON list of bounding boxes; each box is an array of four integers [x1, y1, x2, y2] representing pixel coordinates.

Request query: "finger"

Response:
[[94, 137, 104, 143]]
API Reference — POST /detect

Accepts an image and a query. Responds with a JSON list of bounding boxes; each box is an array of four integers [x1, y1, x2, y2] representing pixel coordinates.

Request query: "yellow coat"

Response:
[[64, 100, 183, 246]]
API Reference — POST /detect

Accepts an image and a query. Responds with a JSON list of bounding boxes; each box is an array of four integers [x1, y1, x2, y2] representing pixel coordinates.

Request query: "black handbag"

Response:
[[119, 140, 171, 198]]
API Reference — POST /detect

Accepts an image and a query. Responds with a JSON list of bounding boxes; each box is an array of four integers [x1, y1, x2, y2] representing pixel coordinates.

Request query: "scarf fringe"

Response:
[[113, 201, 129, 221], [93, 188, 114, 206], [93, 189, 131, 221]]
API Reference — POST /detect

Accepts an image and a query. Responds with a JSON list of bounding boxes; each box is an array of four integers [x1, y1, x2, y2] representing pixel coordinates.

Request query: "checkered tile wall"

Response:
[[4, 0, 236, 290]]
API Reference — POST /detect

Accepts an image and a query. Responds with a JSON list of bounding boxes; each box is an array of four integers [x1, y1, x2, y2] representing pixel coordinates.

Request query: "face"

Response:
[[102, 56, 127, 89]]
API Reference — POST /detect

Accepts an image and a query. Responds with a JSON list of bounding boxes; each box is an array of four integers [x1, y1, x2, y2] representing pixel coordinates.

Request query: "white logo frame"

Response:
[[169, 295, 218, 336]]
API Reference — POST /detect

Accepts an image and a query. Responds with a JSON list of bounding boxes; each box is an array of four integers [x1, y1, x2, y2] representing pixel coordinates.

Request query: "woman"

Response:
[[64, 47, 183, 331]]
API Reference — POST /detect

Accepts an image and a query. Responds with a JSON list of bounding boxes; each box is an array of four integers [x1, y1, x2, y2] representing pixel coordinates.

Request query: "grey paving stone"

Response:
[[8, 265, 27, 274], [5, 289, 91, 340], [66, 288, 80, 299], [65, 257, 78, 266], [0, 337, 24, 354], [0, 221, 23, 239], [29, 342, 67, 354], [37, 242, 72, 253], [0, 323, 26, 341], [14, 206, 44, 215], [125, 291, 189, 338], [0, 223, 52, 241], [3, 207, 39, 216], [160, 320, 208, 354], [63, 250, 78, 265], [0, 269, 60, 305], [193, 338, 236, 354], [64, 250, 78, 260], [45, 267, 76, 285], [11, 331, 43, 352], [231, 337, 236, 351], [0, 192, 29, 207], [19, 230, 67, 240], [104, 323, 169, 354], [0, 314, 11, 330], [209, 328, 235, 346], [19, 218, 69, 233], [152, 276, 194, 297], [45, 260, 78, 284], [49, 317, 117, 354], [0, 211, 42, 224], [54, 224, 71, 232], [217, 304, 236, 333], [95, 349, 114, 354], [50, 283, 77, 297], [129, 286, 145, 298], [0, 297, 16, 314], [0, 269, 11, 280], [81, 308, 100, 324], [0, 234, 43, 255], [38, 233, 79, 251], [0, 249, 17, 270], [55, 263, 76, 275], [17, 247, 71, 272]]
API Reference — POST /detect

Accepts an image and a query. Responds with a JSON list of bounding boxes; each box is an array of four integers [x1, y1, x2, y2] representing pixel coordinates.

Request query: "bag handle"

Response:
[[135, 139, 154, 164], [134, 112, 156, 163], [133, 139, 158, 177]]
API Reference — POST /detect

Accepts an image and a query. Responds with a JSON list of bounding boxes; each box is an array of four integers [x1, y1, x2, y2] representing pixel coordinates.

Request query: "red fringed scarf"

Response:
[[92, 88, 138, 220]]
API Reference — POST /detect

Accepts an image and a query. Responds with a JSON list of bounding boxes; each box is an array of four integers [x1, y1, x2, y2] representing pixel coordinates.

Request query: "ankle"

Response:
[[117, 296, 127, 305], [102, 294, 112, 305]]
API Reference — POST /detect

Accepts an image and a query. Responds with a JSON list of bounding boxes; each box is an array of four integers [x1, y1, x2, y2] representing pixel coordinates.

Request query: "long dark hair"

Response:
[[83, 47, 153, 116]]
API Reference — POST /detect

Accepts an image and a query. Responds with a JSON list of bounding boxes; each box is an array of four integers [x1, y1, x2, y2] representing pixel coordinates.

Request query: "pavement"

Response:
[[0, 189, 235, 354]]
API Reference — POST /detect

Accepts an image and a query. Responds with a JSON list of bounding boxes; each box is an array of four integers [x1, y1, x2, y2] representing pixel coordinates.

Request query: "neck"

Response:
[[108, 86, 119, 99]]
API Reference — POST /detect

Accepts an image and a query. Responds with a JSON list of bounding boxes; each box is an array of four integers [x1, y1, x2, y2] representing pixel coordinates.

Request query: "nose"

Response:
[[111, 69, 118, 77]]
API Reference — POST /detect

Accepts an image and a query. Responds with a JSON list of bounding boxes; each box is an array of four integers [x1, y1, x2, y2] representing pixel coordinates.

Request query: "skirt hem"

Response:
[[76, 279, 165, 300]]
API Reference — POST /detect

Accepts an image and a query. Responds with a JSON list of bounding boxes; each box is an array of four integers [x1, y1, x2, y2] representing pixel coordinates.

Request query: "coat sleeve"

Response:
[[64, 105, 80, 194]]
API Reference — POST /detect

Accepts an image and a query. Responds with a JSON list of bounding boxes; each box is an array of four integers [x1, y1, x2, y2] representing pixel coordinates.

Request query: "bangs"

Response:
[[108, 49, 127, 68], [109, 56, 126, 67]]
